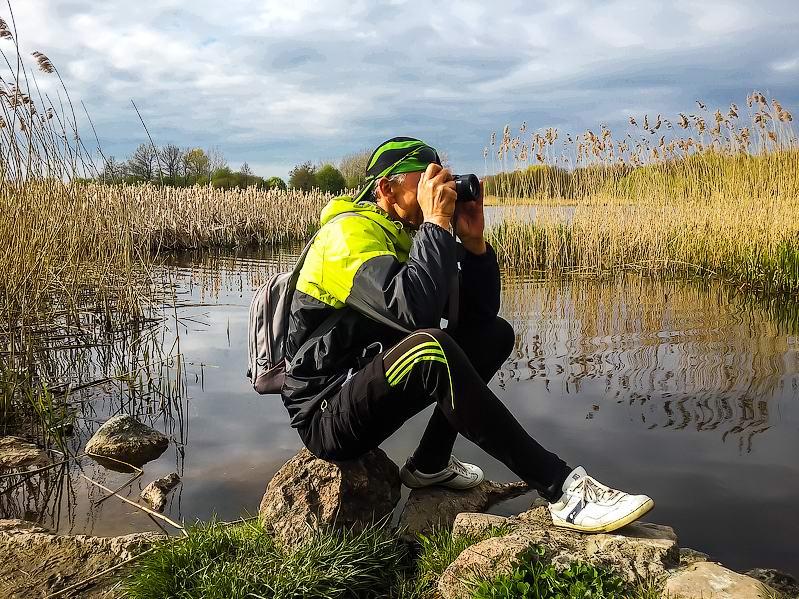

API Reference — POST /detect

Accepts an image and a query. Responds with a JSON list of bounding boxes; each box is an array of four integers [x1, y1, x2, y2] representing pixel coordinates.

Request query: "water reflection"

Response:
[[499, 274, 798, 453], [2, 249, 798, 574]]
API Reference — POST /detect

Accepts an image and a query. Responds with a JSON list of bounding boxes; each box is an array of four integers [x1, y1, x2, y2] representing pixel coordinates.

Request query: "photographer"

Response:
[[282, 137, 652, 533]]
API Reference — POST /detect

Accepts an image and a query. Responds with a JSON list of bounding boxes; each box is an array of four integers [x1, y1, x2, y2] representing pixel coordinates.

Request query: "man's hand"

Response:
[[455, 179, 486, 255], [419, 163, 456, 231]]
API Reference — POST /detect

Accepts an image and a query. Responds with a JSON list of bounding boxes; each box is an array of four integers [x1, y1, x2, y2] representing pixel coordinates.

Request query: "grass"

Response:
[[122, 520, 672, 599], [484, 93, 799, 297]]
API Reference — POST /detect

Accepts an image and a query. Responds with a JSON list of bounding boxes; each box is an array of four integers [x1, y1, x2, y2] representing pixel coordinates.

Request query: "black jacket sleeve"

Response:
[[345, 222, 458, 331], [454, 241, 502, 324]]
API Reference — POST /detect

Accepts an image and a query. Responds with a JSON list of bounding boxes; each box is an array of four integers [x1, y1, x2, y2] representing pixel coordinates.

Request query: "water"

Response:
[[3, 246, 799, 576]]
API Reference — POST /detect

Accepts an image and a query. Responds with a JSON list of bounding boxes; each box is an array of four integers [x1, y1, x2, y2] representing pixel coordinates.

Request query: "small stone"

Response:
[[681, 547, 711, 566], [0, 436, 52, 470], [258, 448, 400, 547], [85, 415, 169, 470], [141, 472, 181, 512], [438, 532, 536, 599], [744, 568, 799, 597], [665, 562, 777, 599], [398, 480, 529, 538], [452, 513, 509, 540]]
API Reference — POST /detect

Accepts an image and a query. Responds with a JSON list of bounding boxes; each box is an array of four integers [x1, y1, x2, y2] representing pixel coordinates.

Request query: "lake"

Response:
[[3, 244, 798, 576]]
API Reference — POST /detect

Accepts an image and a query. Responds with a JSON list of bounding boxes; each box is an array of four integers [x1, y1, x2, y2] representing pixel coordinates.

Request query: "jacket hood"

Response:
[[320, 196, 412, 251]]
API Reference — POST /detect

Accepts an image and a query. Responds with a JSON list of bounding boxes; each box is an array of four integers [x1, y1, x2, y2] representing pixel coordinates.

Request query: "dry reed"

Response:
[[485, 93, 799, 295]]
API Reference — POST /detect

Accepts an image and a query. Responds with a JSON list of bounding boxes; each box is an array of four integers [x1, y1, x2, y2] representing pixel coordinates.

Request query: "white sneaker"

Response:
[[548, 466, 654, 533], [400, 455, 485, 490]]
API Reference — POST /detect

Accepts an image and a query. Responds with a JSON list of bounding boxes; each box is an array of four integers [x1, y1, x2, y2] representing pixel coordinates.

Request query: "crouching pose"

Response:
[[281, 137, 653, 532]]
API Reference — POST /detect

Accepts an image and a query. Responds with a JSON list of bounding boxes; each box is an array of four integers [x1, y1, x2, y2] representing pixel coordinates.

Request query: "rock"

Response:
[[85, 415, 169, 470], [745, 568, 799, 597], [452, 513, 509, 539], [141, 472, 181, 512], [258, 448, 401, 547], [681, 547, 711, 566], [0, 436, 52, 470], [438, 532, 539, 598], [665, 562, 777, 599], [438, 505, 679, 599], [0, 518, 164, 598], [398, 480, 529, 537]]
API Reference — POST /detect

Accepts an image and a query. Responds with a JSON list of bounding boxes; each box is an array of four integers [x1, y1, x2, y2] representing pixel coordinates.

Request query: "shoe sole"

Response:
[[400, 468, 484, 490], [551, 498, 654, 534]]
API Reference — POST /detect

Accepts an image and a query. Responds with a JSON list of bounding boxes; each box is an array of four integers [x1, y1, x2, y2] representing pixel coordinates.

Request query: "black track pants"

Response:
[[298, 317, 571, 501]]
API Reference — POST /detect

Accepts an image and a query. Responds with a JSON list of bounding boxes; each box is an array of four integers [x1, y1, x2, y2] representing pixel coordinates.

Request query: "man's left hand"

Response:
[[454, 179, 487, 255]]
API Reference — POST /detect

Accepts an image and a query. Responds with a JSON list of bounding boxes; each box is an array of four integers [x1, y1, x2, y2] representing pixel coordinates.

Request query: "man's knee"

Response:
[[493, 317, 516, 360]]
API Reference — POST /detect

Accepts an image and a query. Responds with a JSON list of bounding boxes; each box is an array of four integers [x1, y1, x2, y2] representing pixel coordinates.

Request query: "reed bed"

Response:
[[485, 93, 799, 296]]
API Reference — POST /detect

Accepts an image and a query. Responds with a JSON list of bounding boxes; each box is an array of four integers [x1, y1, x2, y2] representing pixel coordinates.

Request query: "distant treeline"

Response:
[[94, 144, 379, 195]]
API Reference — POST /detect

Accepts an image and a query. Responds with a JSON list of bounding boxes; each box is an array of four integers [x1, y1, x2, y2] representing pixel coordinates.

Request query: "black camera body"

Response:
[[452, 174, 481, 202]]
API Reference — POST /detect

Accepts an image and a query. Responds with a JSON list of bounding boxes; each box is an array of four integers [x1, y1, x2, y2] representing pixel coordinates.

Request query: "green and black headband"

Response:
[[355, 137, 441, 202]]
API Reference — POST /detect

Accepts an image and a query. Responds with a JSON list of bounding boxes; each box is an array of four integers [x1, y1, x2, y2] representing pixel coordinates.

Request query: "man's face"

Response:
[[377, 171, 424, 228]]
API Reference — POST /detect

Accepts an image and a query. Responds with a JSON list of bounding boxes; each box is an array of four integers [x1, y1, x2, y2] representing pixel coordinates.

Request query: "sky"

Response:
[[3, 0, 798, 180]]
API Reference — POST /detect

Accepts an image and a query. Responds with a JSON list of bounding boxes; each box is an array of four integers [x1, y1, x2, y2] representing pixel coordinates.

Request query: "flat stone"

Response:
[[438, 505, 680, 599], [258, 448, 400, 547], [452, 513, 509, 540], [85, 415, 169, 470], [0, 519, 164, 598], [141, 472, 181, 512], [744, 568, 799, 597], [0, 437, 52, 470], [398, 480, 529, 538], [665, 562, 777, 599]]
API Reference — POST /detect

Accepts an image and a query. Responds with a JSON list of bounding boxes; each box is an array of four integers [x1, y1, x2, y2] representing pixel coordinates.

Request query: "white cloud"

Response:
[[1, 0, 797, 178]]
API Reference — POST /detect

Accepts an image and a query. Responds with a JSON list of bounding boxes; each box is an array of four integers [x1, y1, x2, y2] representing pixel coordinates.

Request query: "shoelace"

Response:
[[575, 476, 623, 505], [448, 456, 470, 477]]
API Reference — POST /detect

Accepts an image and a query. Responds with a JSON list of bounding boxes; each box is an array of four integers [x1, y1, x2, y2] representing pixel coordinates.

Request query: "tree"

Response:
[[288, 161, 317, 191], [207, 145, 227, 173], [338, 148, 371, 189], [315, 164, 346, 194], [266, 176, 287, 191], [211, 166, 235, 189], [160, 144, 184, 184], [126, 143, 158, 182], [101, 156, 124, 183], [185, 148, 211, 181], [239, 162, 254, 187]]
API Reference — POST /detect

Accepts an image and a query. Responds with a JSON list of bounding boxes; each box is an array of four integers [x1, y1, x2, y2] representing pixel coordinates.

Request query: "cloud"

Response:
[[2, 0, 798, 178]]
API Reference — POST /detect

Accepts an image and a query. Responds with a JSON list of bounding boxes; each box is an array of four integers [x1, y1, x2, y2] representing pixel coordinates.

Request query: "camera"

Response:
[[452, 174, 481, 202]]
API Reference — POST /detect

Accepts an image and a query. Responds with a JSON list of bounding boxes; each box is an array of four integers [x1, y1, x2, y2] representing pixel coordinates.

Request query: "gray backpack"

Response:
[[247, 212, 367, 395]]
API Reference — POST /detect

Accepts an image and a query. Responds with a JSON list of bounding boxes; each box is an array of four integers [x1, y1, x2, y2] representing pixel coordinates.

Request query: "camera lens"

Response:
[[453, 174, 480, 202]]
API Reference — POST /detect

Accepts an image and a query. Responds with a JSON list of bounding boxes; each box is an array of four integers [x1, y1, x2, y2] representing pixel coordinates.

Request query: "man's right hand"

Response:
[[418, 163, 456, 231]]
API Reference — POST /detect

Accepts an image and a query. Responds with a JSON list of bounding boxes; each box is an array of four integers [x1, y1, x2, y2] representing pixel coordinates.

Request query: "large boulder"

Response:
[[398, 480, 528, 538], [85, 415, 169, 470], [258, 448, 401, 547], [0, 519, 163, 598], [439, 506, 680, 599], [665, 562, 777, 598], [0, 436, 52, 470]]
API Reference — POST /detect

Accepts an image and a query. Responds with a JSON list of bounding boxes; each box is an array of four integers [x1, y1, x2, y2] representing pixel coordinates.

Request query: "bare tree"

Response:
[[127, 143, 157, 181], [239, 162, 254, 186], [206, 144, 227, 174], [101, 156, 123, 183], [159, 144, 184, 182]]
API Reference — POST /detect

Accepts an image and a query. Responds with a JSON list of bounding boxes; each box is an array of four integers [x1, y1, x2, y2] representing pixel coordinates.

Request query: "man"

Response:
[[282, 137, 653, 533]]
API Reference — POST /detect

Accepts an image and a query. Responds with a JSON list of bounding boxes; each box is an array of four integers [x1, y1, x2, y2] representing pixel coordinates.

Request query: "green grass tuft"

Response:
[[124, 519, 409, 599]]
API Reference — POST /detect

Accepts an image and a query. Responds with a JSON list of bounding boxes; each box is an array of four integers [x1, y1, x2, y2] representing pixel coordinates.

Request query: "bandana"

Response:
[[355, 137, 441, 202]]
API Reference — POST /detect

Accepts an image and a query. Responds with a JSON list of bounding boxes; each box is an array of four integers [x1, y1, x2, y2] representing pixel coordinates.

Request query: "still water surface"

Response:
[[4, 246, 798, 574]]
